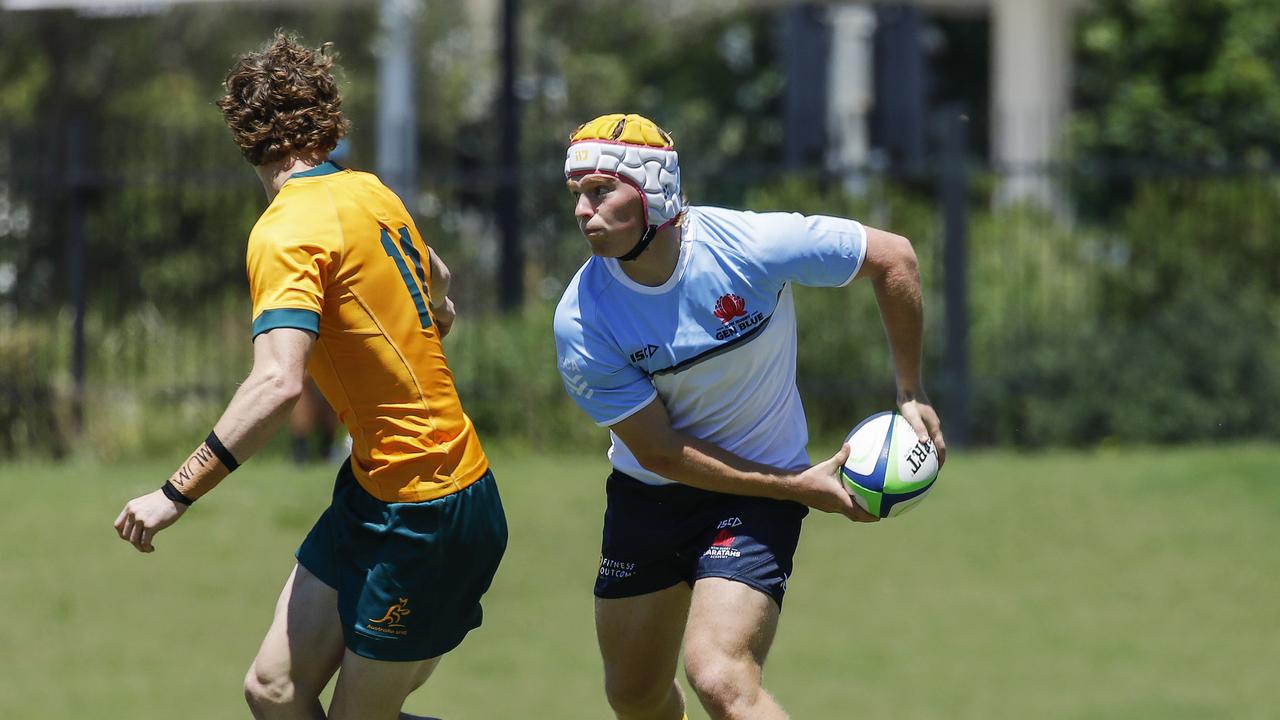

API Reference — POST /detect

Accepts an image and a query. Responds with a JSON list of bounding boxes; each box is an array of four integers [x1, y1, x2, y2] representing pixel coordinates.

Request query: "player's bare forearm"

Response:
[[862, 230, 925, 393], [612, 399, 876, 521], [155, 364, 301, 499], [654, 433, 875, 521], [174, 327, 314, 499], [647, 433, 792, 499], [874, 274, 924, 391]]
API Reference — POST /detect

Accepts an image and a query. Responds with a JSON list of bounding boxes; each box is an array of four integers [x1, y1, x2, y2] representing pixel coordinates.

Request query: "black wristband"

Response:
[[161, 479, 194, 506], [205, 431, 240, 472]]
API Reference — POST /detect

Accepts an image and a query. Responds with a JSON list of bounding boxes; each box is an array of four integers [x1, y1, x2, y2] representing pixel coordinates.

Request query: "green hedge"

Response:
[[0, 323, 68, 458], [972, 177, 1280, 446]]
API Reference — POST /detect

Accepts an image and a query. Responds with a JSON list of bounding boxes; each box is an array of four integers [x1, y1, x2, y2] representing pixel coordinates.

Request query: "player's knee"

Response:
[[244, 663, 302, 713], [684, 653, 758, 719], [603, 671, 674, 715]]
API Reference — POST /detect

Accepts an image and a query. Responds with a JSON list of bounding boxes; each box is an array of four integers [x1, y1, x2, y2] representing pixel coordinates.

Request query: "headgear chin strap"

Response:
[[618, 225, 658, 262], [565, 114, 682, 261]]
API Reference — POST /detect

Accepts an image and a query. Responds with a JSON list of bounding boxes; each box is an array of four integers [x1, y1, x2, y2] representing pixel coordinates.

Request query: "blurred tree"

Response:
[[512, 2, 788, 299], [1068, 0, 1280, 306], [1072, 0, 1280, 169], [1, 2, 794, 316], [0, 6, 380, 316]]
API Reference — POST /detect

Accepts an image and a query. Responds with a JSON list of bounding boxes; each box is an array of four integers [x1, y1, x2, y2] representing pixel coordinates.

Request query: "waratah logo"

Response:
[[713, 293, 747, 324]]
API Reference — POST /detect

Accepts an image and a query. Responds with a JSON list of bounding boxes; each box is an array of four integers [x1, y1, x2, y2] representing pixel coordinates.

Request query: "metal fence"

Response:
[[3, 118, 1278, 459]]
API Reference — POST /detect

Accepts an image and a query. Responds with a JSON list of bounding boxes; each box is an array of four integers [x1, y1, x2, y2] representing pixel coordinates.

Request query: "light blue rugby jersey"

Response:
[[554, 205, 867, 486]]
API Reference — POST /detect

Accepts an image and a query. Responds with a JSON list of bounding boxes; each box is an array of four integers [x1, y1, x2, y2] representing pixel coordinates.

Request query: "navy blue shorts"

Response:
[[594, 470, 808, 608], [297, 460, 508, 662]]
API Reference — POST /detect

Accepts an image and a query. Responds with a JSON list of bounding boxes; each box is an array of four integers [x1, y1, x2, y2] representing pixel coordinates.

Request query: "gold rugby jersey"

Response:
[[246, 161, 487, 503]]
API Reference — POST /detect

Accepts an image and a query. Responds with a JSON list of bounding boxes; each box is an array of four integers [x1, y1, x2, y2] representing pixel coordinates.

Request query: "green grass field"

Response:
[[2, 444, 1278, 719]]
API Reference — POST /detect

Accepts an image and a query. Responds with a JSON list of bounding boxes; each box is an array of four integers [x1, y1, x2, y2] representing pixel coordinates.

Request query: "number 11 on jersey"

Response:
[[380, 226, 433, 330]]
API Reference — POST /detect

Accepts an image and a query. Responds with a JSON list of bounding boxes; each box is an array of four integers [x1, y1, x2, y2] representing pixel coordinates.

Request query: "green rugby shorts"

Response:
[[297, 460, 508, 661]]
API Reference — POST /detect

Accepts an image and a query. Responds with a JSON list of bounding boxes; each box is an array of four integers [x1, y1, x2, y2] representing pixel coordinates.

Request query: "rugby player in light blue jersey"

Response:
[[554, 114, 946, 720]]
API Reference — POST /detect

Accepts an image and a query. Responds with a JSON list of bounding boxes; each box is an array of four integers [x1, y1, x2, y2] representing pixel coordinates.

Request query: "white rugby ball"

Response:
[[841, 411, 940, 518]]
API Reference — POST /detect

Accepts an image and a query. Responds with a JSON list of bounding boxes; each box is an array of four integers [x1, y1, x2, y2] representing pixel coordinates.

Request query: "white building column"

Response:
[[826, 3, 877, 189], [992, 0, 1073, 206], [376, 0, 423, 202]]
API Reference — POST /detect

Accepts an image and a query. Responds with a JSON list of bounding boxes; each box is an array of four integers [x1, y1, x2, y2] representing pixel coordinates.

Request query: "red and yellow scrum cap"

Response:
[[565, 113, 683, 229]]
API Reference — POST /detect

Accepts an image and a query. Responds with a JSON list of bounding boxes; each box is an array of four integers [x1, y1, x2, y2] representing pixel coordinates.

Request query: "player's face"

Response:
[[567, 175, 646, 257]]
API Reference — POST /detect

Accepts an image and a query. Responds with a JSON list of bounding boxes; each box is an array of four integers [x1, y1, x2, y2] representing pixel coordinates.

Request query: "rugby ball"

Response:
[[841, 411, 939, 518]]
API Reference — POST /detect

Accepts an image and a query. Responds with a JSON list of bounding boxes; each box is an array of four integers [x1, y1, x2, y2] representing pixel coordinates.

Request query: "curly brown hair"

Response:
[[217, 32, 350, 167]]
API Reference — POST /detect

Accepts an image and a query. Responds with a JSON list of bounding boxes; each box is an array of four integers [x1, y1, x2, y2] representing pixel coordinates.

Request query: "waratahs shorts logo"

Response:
[[702, 524, 743, 559], [712, 293, 765, 340]]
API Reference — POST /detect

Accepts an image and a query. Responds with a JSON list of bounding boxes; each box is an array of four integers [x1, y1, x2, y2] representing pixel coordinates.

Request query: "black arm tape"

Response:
[[162, 480, 194, 506], [205, 431, 240, 472]]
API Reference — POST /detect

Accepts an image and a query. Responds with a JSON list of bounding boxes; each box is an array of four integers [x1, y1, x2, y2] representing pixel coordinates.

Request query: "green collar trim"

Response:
[[290, 160, 344, 179]]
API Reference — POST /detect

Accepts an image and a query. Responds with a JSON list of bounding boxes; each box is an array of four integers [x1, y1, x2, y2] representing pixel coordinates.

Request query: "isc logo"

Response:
[[628, 344, 658, 363]]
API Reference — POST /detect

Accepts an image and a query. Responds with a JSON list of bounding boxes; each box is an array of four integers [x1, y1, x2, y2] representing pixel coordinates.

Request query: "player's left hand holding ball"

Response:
[[114, 490, 187, 553], [792, 446, 881, 523], [897, 390, 945, 467]]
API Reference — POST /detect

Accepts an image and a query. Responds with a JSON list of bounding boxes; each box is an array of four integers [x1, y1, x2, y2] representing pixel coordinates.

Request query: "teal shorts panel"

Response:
[[296, 460, 508, 662]]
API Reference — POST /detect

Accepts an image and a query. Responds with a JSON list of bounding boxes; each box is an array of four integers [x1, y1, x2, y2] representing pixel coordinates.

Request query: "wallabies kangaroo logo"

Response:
[[369, 598, 411, 628]]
